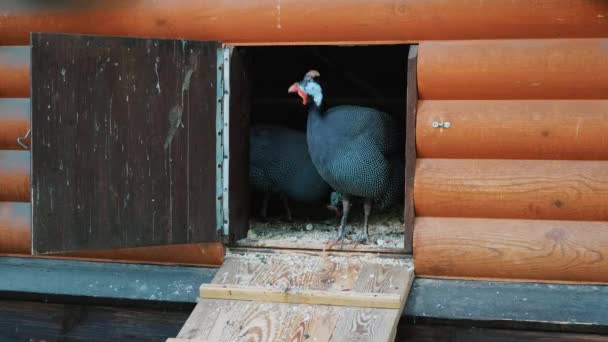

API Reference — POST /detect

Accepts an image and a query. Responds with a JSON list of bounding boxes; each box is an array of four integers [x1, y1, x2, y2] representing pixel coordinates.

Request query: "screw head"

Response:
[[432, 121, 439, 128], [444, 122, 451, 128]]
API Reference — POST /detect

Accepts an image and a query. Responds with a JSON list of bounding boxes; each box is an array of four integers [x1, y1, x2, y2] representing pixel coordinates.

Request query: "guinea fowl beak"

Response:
[[288, 82, 308, 106]]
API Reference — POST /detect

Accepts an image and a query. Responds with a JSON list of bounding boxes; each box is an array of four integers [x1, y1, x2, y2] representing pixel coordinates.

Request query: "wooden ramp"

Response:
[[168, 248, 414, 342]]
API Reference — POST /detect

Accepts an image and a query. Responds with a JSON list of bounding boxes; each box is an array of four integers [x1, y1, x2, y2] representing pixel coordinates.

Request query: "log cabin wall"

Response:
[[413, 39, 608, 283], [0, 2, 607, 276]]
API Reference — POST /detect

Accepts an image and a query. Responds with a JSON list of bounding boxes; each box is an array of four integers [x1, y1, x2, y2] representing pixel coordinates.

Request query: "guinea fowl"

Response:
[[288, 70, 404, 243], [249, 124, 331, 221]]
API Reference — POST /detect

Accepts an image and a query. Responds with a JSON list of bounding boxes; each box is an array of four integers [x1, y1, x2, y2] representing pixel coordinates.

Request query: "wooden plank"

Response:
[[0, 150, 29, 202], [0, 299, 190, 342], [417, 100, 608, 160], [404, 45, 417, 254], [31, 33, 220, 253], [176, 298, 400, 342], [0, 98, 30, 150], [414, 159, 608, 221], [418, 39, 608, 100], [236, 239, 405, 253], [175, 250, 414, 341], [404, 278, 608, 334], [343, 253, 416, 342], [2, 1, 608, 45], [413, 217, 608, 283], [0, 46, 29, 98], [211, 249, 413, 294], [199, 283, 402, 309]]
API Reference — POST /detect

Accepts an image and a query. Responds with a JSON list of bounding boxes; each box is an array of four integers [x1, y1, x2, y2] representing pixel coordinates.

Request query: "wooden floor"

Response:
[[1, 299, 605, 341], [171, 248, 414, 341]]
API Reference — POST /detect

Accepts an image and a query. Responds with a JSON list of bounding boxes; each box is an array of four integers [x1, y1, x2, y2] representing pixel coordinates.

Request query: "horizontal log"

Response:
[[0, 202, 29, 254], [0, 202, 224, 266], [417, 100, 608, 159], [418, 39, 608, 99], [0, 150, 29, 202], [414, 159, 608, 221], [0, 98, 30, 150], [0, 46, 29, 97], [1, 1, 607, 45], [414, 217, 608, 283]]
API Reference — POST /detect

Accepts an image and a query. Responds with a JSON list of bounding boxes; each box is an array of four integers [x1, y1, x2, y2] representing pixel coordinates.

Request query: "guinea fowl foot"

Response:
[[355, 232, 370, 244], [357, 198, 373, 244], [323, 230, 346, 251], [280, 193, 294, 223], [334, 196, 352, 248]]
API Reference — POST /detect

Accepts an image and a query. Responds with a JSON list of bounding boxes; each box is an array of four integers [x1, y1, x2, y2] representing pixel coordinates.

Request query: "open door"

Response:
[[30, 33, 234, 254]]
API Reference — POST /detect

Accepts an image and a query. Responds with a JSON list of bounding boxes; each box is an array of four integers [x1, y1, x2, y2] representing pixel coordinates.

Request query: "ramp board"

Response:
[[168, 248, 414, 342]]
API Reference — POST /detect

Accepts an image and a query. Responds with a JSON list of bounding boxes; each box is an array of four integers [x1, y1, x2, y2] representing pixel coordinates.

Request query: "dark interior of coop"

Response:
[[234, 44, 410, 250]]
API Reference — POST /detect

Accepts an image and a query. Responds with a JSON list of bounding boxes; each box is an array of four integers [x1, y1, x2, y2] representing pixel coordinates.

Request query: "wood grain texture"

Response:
[[175, 250, 414, 342], [418, 39, 608, 99], [404, 45, 417, 254], [199, 284, 402, 309], [0, 150, 29, 202], [1, 1, 608, 45], [414, 159, 608, 221], [0, 202, 30, 254], [414, 217, 608, 283], [0, 46, 29, 97], [417, 100, 608, 160], [236, 239, 404, 253], [31, 33, 220, 253], [0, 98, 30, 150]]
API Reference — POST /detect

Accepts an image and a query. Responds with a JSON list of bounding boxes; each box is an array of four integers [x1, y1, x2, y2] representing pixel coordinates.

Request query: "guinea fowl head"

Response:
[[288, 70, 323, 108]]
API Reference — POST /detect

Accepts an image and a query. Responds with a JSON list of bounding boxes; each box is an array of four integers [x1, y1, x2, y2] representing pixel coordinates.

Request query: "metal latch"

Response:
[[432, 121, 451, 128], [17, 128, 31, 149]]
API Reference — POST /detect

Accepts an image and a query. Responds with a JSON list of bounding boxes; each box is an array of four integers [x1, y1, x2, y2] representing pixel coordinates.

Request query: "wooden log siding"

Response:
[[416, 100, 608, 160], [414, 159, 608, 221], [414, 217, 608, 283], [0, 98, 30, 150], [0, 151, 29, 202], [418, 39, 608, 100], [414, 37, 608, 283], [0, 46, 29, 97], [0, 202, 225, 266], [0, 203, 30, 254], [1, 1, 608, 45]]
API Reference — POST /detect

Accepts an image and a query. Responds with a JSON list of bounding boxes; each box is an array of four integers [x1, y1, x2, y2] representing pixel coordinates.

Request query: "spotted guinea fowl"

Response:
[[250, 124, 332, 221], [288, 70, 404, 242]]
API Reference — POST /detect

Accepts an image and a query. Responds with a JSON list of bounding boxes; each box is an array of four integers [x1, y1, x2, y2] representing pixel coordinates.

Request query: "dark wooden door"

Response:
[[31, 33, 222, 254]]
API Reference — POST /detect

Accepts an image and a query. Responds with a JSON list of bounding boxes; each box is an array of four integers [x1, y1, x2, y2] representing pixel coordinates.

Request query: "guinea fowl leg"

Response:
[[360, 198, 373, 243], [280, 193, 294, 222], [259, 192, 271, 221], [336, 196, 352, 240]]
